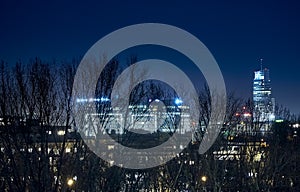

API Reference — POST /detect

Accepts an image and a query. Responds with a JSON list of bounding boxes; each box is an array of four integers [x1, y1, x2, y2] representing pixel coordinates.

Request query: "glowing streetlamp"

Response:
[[201, 175, 207, 182], [67, 178, 74, 187]]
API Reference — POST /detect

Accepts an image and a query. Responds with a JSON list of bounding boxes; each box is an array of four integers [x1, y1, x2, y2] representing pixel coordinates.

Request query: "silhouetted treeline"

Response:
[[0, 58, 299, 191]]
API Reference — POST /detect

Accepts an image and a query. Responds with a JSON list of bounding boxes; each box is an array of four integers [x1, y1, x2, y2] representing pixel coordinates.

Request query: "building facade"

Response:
[[253, 67, 275, 131]]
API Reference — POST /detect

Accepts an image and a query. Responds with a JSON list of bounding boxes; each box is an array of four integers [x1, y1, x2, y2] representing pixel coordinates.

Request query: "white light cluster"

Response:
[[76, 97, 110, 103]]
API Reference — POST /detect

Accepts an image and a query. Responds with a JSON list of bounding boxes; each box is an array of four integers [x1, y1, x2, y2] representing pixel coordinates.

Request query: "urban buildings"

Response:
[[253, 61, 275, 132], [0, 117, 81, 191], [76, 98, 193, 137]]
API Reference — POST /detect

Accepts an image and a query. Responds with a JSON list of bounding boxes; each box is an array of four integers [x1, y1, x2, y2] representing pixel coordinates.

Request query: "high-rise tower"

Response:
[[253, 60, 275, 125]]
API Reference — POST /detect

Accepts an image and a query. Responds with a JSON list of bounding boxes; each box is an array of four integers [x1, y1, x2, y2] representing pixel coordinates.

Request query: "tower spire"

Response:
[[260, 58, 263, 71]]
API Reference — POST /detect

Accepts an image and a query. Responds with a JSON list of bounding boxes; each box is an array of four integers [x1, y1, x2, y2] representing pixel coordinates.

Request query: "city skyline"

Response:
[[1, 0, 299, 113]]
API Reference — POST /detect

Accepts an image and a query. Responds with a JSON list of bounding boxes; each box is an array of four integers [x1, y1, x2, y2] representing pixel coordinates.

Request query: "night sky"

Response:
[[1, 0, 300, 114]]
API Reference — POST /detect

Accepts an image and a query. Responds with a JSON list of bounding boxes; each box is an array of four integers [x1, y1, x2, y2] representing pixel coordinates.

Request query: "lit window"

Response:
[[57, 130, 65, 135], [66, 147, 71, 153], [108, 145, 114, 150], [109, 160, 114, 166]]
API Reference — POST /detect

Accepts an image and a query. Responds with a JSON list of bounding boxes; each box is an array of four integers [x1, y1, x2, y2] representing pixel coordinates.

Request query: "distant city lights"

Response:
[[175, 98, 183, 105], [293, 123, 299, 128], [243, 113, 251, 117], [269, 114, 275, 121], [76, 97, 110, 103]]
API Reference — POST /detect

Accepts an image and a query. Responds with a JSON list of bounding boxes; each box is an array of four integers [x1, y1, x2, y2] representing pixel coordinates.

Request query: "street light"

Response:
[[200, 175, 208, 191], [67, 178, 74, 187]]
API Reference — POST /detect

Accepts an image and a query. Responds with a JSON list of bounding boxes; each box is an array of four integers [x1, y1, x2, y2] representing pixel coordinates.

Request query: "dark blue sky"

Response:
[[1, 0, 300, 114]]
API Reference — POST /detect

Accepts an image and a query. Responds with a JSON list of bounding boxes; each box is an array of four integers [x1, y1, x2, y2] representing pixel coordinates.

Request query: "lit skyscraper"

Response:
[[253, 60, 275, 125]]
